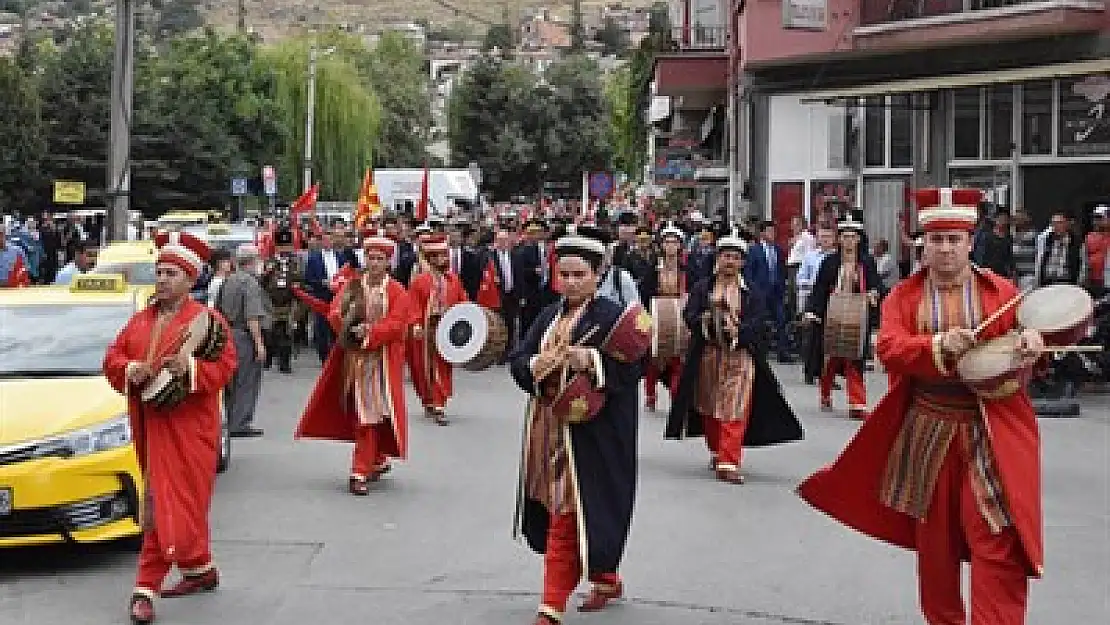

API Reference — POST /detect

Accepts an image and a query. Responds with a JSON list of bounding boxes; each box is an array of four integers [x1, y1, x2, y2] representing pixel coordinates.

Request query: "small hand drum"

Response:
[[140, 369, 189, 410], [435, 303, 508, 372], [956, 333, 1032, 400], [1017, 284, 1094, 347]]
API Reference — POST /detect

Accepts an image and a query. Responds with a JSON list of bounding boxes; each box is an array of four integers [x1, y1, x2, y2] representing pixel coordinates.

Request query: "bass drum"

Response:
[[435, 303, 508, 372], [651, 296, 688, 361]]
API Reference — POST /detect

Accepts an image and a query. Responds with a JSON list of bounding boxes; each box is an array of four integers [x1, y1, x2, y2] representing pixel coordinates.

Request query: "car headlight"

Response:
[[35, 416, 132, 459]]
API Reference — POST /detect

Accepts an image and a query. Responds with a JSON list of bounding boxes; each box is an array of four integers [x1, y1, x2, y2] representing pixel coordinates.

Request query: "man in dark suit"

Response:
[[450, 224, 483, 300], [491, 228, 519, 359], [513, 218, 550, 336], [383, 215, 417, 287], [744, 220, 794, 362], [303, 227, 358, 362]]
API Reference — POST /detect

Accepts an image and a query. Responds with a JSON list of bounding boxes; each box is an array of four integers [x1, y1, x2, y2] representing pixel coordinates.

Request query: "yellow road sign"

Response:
[[53, 181, 86, 205]]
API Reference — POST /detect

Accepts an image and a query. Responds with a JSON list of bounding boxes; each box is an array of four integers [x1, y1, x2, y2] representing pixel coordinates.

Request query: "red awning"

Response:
[[654, 55, 728, 95]]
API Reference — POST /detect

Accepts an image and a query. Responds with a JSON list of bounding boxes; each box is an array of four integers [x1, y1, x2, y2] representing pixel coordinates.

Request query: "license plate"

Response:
[[0, 487, 11, 516]]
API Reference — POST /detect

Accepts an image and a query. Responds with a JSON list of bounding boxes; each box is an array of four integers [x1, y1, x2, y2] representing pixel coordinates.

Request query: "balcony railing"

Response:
[[668, 25, 728, 51], [858, 0, 1099, 26]]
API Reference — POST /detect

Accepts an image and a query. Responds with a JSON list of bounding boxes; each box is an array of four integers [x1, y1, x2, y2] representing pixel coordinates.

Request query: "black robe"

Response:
[[805, 252, 882, 367], [509, 295, 640, 575], [664, 276, 804, 445]]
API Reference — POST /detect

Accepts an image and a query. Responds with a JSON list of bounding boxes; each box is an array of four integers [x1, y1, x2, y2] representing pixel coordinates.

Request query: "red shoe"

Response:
[[129, 594, 155, 625], [162, 568, 218, 597], [819, 397, 832, 411], [645, 396, 656, 411], [849, 409, 868, 421], [349, 476, 370, 495], [532, 613, 559, 624], [578, 580, 623, 612], [716, 468, 745, 484]]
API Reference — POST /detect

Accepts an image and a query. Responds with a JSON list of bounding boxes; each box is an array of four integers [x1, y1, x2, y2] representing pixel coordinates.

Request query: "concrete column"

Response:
[[106, 0, 135, 242]]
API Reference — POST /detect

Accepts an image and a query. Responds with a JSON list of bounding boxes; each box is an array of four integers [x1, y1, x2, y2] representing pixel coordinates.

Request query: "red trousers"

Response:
[[351, 424, 389, 478], [135, 524, 212, 594], [541, 513, 620, 618], [701, 414, 749, 471], [915, 444, 1028, 624], [409, 336, 453, 409], [644, 358, 681, 402], [820, 357, 867, 411]]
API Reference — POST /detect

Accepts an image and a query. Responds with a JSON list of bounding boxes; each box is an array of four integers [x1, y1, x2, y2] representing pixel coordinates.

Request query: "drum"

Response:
[[140, 369, 189, 409], [139, 309, 226, 410], [1017, 284, 1093, 347], [651, 296, 689, 360], [956, 333, 1032, 400], [435, 303, 508, 372], [823, 293, 869, 360]]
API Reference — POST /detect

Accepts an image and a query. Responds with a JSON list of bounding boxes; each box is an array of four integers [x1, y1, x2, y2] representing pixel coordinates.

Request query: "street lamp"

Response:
[[303, 45, 337, 195], [106, 0, 135, 242]]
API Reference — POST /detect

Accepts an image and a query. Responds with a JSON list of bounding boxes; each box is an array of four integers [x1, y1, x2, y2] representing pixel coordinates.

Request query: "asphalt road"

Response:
[[1, 359, 1108, 625]]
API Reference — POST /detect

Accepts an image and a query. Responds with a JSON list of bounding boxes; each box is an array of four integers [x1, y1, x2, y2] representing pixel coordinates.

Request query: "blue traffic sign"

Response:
[[231, 177, 248, 196], [589, 172, 614, 199]]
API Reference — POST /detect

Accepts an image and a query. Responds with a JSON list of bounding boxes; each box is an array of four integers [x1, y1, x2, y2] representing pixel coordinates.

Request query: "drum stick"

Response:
[[972, 288, 1033, 338], [974, 345, 1104, 354]]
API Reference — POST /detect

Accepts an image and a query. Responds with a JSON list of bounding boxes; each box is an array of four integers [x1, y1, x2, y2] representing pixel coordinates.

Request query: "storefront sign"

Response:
[[783, 0, 827, 30], [1059, 74, 1110, 156], [52, 180, 85, 205]]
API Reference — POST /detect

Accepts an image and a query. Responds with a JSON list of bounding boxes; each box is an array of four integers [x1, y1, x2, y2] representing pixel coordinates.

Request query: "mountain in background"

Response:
[[206, 0, 661, 43]]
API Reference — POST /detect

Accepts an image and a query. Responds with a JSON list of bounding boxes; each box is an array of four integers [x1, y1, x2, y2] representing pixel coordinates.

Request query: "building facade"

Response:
[[733, 0, 1110, 262]]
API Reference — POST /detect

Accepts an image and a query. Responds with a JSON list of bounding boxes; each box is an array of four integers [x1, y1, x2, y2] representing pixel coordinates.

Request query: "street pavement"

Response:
[[2, 358, 1108, 625]]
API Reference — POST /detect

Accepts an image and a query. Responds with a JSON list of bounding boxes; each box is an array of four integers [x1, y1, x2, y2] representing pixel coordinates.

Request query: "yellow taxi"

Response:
[[93, 240, 157, 285], [0, 275, 231, 548]]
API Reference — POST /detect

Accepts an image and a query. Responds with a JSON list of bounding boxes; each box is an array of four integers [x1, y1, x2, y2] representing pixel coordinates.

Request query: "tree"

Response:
[[263, 39, 381, 201], [482, 24, 513, 54], [570, 0, 585, 51], [595, 16, 629, 58], [535, 55, 612, 190], [0, 58, 46, 211], [364, 32, 433, 167]]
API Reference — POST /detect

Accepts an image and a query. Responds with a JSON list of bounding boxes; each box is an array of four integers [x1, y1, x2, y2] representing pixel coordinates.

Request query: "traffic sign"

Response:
[[53, 180, 86, 204], [588, 171, 614, 200], [262, 165, 276, 196], [230, 177, 248, 196]]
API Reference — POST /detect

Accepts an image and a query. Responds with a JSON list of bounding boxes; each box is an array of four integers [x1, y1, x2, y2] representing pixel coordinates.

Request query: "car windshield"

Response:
[[94, 262, 156, 285], [0, 303, 134, 376], [208, 237, 254, 254]]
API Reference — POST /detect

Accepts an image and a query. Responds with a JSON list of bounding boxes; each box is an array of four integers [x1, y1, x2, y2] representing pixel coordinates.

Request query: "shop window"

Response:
[[988, 84, 1014, 160], [952, 88, 981, 159], [1021, 80, 1052, 156], [864, 96, 885, 167], [890, 94, 913, 168], [1058, 74, 1110, 156]]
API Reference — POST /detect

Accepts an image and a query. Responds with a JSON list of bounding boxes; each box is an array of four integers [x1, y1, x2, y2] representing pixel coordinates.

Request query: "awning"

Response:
[[654, 55, 728, 95], [800, 58, 1110, 103]]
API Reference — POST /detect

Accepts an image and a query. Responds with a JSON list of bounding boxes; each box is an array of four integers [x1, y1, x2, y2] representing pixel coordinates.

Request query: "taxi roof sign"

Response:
[[71, 273, 128, 293]]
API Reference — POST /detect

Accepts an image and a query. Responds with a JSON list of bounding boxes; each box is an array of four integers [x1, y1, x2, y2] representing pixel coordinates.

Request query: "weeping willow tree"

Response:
[[263, 40, 381, 201]]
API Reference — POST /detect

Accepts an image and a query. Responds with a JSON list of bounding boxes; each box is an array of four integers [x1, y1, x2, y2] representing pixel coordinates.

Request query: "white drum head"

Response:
[[140, 369, 173, 403], [1017, 284, 1092, 332], [436, 303, 490, 365]]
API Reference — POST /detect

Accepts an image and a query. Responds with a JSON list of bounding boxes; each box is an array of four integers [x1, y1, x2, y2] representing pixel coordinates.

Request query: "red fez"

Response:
[[153, 230, 210, 278], [915, 187, 981, 232], [422, 233, 449, 254], [363, 235, 396, 258]]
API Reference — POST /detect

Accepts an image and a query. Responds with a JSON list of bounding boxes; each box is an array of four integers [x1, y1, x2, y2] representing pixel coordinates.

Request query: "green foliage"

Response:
[[0, 58, 46, 209], [262, 38, 380, 201], [482, 24, 513, 54], [363, 32, 433, 168], [448, 54, 612, 201], [595, 17, 629, 58]]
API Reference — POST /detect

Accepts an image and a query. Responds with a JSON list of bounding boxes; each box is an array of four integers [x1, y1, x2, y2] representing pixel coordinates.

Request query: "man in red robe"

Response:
[[408, 232, 468, 424], [799, 188, 1045, 625], [103, 231, 238, 625], [296, 233, 411, 496]]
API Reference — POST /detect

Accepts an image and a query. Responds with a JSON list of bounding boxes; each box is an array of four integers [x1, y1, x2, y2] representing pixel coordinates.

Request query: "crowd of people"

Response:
[[4, 189, 1098, 625]]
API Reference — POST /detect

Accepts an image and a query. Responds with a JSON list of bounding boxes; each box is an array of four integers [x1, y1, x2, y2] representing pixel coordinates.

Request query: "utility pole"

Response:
[[106, 0, 135, 243], [303, 44, 318, 195], [237, 0, 246, 32]]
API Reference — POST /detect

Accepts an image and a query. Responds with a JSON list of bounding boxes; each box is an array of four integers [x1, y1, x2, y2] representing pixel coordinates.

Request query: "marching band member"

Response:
[[664, 230, 803, 484], [799, 187, 1045, 625], [804, 214, 882, 420], [408, 233, 469, 424], [643, 222, 686, 411], [509, 225, 651, 625], [103, 232, 237, 625], [296, 233, 412, 496]]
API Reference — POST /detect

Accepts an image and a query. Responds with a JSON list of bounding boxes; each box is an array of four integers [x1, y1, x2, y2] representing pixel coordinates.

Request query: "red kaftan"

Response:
[[407, 270, 468, 410], [798, 268, 1043, 577], [102, 299, 238, 586], [296, 276, 411, 460]]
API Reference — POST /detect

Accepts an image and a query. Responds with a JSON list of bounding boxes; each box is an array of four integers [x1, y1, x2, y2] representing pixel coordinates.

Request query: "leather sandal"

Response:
[[579, 581, 623, 612]]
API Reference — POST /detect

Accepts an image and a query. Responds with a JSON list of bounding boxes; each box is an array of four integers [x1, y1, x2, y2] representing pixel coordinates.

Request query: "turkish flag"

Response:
[[7, 253, 30, 287], [290, 184, 319, 217], [476, 258, 500, 310]]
